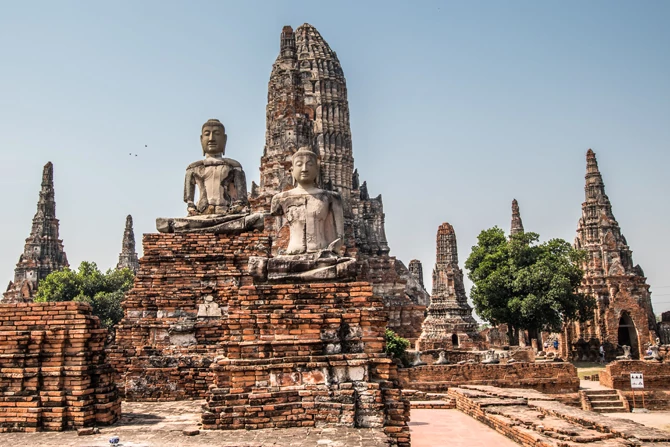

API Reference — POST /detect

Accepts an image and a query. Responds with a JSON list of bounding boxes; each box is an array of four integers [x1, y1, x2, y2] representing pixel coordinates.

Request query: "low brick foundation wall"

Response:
[[599, 360, 670, 390], [621, 390, 670, 410], [398, 362, 579, 394], [0, 302, 120, 432]]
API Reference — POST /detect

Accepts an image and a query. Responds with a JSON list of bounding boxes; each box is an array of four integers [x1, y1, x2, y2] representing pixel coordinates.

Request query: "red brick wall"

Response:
[[600, 360, 670, 390], [0, 302, 120, 432], [398, 362, 579, 394]]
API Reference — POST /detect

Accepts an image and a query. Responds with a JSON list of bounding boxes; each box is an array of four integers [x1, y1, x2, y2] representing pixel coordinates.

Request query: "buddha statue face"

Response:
[[291, 150, 319, 187], [200, 120, 227, 156]]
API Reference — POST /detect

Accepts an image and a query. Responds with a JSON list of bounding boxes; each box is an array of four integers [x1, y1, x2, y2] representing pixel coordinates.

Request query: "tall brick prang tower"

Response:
[[253, 24, 428, 341], [417, 223, 479, 350], [510, 198, 524, 235], [562, 149, 657, 360], [3, 162, 69, 303], [116, 214, 139, 273]]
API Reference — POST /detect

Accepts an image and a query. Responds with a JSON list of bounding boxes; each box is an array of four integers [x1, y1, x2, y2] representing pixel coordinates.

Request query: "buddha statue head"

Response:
[[291, 148, 320, 188], [200, 119, 227, 157]]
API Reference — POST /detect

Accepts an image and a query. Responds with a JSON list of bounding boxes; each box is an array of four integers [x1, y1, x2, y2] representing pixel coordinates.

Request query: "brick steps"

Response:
[[582, 389, 628, 413]]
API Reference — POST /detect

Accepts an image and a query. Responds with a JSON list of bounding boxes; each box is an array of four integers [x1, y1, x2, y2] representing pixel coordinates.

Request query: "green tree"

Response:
[[384, 329, 410, 359], [465, 227, 594, 345], [34, 262, 134, 328]]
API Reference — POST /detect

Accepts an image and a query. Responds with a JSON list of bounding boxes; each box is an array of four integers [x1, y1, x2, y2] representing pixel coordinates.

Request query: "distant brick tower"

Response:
[[510, 198, 524, 235], [116, 215, 139, 273], [417, 223, 479, 350], [253, 24, 428, 341], [3, 162, 69, 302], [562, 149, 656, 360]]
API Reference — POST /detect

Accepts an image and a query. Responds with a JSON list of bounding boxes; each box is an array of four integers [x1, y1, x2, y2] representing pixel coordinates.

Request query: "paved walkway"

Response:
[[0, 401, 388, 447], [604, 411, 670, 433], [410, 409, 519, 447], [579, 379, 609, 390]]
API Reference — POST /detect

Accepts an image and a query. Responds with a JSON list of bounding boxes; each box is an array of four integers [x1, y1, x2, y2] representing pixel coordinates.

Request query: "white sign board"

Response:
[[630, 373, 644, 389]]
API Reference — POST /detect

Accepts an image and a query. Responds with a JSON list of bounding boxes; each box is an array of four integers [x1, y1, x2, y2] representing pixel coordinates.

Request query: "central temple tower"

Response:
[[253, 24, 429, 341]]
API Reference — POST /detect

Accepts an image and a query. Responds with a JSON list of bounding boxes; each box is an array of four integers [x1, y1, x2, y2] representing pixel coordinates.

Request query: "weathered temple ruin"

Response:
[[110, 117, 410, 446], [3, 162, 68, 303], [510, 198, 524, 235], [417, 223, 479, 350], [251, 23, 427, 341], [116, 214, 139, 273], [562, 149, 657, 360]]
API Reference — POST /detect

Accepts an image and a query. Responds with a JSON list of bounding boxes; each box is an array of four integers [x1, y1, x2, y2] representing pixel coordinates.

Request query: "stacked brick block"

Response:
[[109, 232, 410, 446], [0, 302, 120, 432]]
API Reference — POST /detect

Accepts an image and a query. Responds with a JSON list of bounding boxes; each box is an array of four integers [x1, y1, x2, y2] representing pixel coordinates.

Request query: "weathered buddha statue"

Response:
[[156, 119, 263, 234], [249, 148, 356, 281]]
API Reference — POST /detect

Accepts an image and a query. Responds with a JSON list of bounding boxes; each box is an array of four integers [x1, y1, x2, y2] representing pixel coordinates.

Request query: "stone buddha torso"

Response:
[[271, 189, 341, 255], [185, 157, 247, 214]]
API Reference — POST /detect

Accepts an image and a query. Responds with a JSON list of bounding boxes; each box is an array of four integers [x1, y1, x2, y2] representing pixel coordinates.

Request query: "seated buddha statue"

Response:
[[249, 148, 356, 281], [156, 119, 263, 234]]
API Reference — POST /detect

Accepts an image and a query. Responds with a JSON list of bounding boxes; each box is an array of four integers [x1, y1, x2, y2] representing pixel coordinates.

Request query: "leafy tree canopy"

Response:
[[34, 261, 134, 328], [464, 228, 594, 341]]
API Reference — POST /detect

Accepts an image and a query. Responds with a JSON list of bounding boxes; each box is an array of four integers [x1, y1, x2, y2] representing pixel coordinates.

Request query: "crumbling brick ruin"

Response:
[[0, 302, 120, 431], [250, 23, 427, 342], [109, 230, 410, 446], [562, 149, 657, 360], [3, 162, 69, 303], [116, 214, 139, 273], [416, 223, 479, 350]]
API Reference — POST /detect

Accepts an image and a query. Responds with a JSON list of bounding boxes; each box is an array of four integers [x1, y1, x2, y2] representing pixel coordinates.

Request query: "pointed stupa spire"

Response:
[[417, 222, 478, 349], [510, 198, 524, 236], [117, 215, 139, 273], [3, 162, 68, 303]]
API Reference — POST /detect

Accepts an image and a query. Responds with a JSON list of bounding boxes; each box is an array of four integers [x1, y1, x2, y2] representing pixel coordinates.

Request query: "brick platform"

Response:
[[448, 385, 670, 446], [600, 359, 670, 390], [109, 232, 410, 446], [398, 362, 579, 394], [0, 302, 120, 432]]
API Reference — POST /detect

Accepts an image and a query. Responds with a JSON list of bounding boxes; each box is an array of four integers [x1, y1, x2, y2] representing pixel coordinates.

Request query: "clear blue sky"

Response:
[[1, 1, 669, 315]]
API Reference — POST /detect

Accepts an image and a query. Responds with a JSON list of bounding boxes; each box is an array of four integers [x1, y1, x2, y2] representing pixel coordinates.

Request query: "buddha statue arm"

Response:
[[330, 193, 345, 252], [184, 167, 197, 214], [232, 167, 249, 204]]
